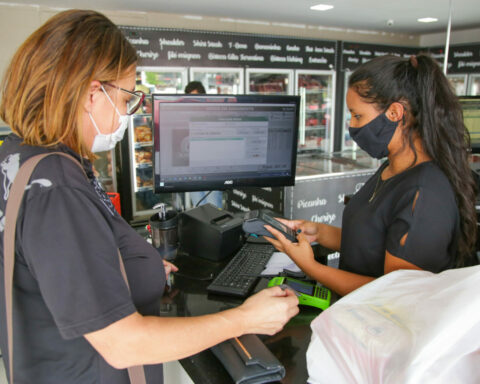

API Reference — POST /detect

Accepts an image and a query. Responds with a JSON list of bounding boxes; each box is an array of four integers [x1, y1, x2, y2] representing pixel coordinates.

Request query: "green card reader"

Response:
[[268, 276, 331, 310]]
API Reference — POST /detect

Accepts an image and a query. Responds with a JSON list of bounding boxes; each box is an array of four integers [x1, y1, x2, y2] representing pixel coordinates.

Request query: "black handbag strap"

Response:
[[3, 152, 146, 384]]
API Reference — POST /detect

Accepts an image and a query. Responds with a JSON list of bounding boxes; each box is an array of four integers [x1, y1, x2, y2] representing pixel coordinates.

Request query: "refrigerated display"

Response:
[[136, 67, 188, 113], [341, 71, 357, 151], [125, 114, 173, 222], [468, 75, 480, 96], [190, 67, 244, 94], [246, 69, 293, 95], [111, 68, 190, 222], [138, 66, 188, 94], [93, 150, 117, 192], [296, 70, 335, 153], [447, 74, 468, 96]]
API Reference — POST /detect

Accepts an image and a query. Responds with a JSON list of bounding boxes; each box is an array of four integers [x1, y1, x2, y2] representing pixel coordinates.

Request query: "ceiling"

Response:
[[7, 0, 480, 35]]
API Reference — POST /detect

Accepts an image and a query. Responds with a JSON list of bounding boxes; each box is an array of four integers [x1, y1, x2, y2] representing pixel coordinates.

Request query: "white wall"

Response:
[[0, 3, 479, 126], [420, 27, 480, 47], [0, 3, 420, 86], [2, 3, 480, 83]]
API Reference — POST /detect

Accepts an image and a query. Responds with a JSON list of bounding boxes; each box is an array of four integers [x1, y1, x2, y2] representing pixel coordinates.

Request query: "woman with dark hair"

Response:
[[266, 54, 477, 296], [184, 80, 207, 94], [0, 10, 298, 384]]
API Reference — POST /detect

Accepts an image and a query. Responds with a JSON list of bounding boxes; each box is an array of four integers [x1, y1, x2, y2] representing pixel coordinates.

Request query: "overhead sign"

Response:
[[284, 171, 375, 226], [120, 26, 337, 70], [428, 44, 480, 74], [340, 41, 420, 72], [341, 41, 480, 74]]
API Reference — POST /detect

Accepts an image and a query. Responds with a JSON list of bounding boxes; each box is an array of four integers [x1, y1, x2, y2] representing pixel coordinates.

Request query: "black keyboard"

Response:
[[207, 242, 274, 298]]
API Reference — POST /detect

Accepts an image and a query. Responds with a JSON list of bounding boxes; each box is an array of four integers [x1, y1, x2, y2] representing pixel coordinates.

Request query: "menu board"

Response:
[[120, 26, 337, 70], [120, 26, 480, 75], [284, 171, 375, 226], [428, 44, 480, 74], [341, 41, 480, 74], [225, 187, 284, 214], [341, 41, 420, 72]]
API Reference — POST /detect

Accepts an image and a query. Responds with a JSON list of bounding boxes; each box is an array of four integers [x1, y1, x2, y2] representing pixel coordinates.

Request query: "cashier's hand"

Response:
[[163, 260, 178, 279], [237, 286, 299, 335], [274, 218, 319, 244], [263, 225, 315, 270]]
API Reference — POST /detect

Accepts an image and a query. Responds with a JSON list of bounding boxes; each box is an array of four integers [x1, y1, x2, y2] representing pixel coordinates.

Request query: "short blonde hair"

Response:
[[0, 9, 137, 160]]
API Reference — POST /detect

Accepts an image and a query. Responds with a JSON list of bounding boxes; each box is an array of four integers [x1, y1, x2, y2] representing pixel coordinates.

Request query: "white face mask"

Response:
[[89, 85, 129, 153]]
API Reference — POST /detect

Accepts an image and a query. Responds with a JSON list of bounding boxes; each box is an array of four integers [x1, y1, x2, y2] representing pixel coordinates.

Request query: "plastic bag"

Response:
[[306, 266, 480, 384]]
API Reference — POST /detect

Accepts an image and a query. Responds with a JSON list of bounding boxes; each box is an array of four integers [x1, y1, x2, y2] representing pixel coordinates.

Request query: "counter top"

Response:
[[296, 150, 381, 177], [161, 250, 329, 384]]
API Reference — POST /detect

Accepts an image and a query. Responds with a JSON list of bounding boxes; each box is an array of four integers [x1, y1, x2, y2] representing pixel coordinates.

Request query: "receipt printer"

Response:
[[179, 204, 243, 261]]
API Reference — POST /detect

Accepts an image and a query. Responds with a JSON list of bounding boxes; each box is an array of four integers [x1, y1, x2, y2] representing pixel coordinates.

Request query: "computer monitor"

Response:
[[152, 94, 300, 193], [459, 96, 480, 152]]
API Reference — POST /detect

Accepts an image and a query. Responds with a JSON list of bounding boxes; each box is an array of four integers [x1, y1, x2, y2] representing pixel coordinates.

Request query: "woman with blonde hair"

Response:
[[0, 10, 298, 383]]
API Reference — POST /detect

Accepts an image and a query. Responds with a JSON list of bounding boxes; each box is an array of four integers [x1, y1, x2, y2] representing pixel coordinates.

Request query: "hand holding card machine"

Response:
[[268, 277, 331, 310], [243, 209, 297, 242]]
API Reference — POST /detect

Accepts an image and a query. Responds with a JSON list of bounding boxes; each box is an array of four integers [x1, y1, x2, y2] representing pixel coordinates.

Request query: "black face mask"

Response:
[[348, 113, 399, 159]]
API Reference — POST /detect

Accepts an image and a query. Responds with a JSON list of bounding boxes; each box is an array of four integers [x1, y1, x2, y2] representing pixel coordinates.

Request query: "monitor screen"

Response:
[[152, 94, 300, 193], [459, 96, 480, 150]]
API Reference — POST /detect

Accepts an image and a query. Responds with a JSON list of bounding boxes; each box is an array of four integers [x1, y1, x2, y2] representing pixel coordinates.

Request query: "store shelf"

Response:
[[304, 89, 327, 94], [305, 125, 327, 131], [134, 141, 153, 149], [136, 162, 153, 169], [135, 186, 154, 192]]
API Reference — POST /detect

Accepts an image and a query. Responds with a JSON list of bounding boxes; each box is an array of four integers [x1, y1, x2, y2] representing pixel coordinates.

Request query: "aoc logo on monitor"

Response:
[[224, 180, 234, 185]]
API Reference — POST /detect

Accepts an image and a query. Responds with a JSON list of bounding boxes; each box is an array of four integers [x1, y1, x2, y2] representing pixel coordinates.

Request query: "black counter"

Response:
[[161, 250, 327, 384]]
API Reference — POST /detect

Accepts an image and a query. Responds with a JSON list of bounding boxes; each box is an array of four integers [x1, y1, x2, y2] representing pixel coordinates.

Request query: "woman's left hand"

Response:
[[263, 225, 315, 268], [163, 260, 178, 278]]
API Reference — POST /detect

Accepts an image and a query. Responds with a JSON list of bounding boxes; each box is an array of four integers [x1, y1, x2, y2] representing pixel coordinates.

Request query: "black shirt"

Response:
[[0, 134, 166, 383], [340, 160, 459, 277]]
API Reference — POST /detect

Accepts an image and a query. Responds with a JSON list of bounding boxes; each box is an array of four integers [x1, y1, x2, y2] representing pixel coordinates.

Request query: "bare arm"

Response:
[[302, 249, 422, 296], [84, 286, 299, 369], [294, 261, 374, 297], [265, 226, 424, 296], [314, 222, 342, 251], [265, 227, 372, 295]]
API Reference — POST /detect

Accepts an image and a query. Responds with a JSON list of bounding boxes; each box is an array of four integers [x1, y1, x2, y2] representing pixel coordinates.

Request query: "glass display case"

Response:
[[296, 150, 381, 177], [296, 70, 335, 153], [126, 114, 173, 222], [341, 71, 357, 151], [246, 69, 293, 95], [190, 67, 243, 94], [93, 150, 117, 192], [136, 67, 188, 113], [469, 75, 480, 96], [447, 74, 468, 95], [286, 150, 380, 226]]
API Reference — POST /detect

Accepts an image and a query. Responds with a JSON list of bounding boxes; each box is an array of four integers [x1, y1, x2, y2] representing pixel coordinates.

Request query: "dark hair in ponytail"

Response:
[[349, 54, 477, 266]]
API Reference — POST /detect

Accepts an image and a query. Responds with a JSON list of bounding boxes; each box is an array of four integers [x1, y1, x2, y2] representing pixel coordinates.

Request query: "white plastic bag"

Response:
[[307, 266, 480, 384]]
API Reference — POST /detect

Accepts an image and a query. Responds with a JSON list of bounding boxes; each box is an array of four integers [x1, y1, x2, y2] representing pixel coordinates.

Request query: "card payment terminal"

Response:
[[242, 209, 297, 242], [268, 277, 331, 310]]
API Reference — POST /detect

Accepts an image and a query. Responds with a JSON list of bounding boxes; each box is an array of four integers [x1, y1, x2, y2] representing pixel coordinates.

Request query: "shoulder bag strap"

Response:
[[4, 152, 146, 384]]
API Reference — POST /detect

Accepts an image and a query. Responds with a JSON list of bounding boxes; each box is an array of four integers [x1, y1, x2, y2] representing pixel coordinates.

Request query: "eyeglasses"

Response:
[[102, 82, 146, 115]]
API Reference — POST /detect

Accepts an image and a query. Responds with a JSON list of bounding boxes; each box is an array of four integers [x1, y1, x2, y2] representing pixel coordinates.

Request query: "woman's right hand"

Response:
[[275, 218, 319, 244], [235, 286, 299, 336]]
